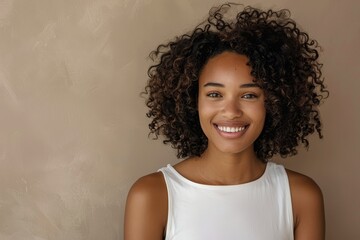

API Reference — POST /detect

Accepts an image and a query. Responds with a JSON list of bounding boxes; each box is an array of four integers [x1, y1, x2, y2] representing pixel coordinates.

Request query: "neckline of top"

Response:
[[166, 162, 272, 190]]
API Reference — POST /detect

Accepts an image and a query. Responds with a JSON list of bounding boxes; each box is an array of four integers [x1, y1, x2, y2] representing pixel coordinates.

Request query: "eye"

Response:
[[207, 92, 222, 98], [242, 93, 258, 99]]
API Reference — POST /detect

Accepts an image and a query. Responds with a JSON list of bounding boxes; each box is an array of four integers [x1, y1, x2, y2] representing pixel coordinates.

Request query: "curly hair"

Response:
[[144, 3, 328, 161]]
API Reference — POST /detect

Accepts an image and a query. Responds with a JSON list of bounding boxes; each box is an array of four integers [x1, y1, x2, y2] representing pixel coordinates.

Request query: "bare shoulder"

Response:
[[286, 169, 323, 199], [127, 172, 167, 201], [124, 172, 168, 240], [285, 169, 325, 240]]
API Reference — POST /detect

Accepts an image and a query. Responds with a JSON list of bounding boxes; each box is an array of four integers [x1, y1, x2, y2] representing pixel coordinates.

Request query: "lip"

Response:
[[214, 120, 249, 127], [213, 123, 249, 139]]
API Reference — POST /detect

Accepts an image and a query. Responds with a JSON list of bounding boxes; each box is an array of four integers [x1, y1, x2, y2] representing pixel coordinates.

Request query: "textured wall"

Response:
[[0, 0, 359, 239]]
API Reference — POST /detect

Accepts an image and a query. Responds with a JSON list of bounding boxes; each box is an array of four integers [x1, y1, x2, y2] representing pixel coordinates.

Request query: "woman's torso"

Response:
[[158, 162, 294, 240]]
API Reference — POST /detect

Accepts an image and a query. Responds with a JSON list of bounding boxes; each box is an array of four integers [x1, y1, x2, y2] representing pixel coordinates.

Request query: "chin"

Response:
[[213, 144, 253, 156]]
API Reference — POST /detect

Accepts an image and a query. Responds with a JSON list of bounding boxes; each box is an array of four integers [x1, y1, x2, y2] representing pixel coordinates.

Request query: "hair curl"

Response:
[[144, 3, 328, 161]]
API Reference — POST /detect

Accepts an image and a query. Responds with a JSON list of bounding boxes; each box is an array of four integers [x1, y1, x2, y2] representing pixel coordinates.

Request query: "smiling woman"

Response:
[[198, 52, 266, 157], [124, 3, 327, 240]]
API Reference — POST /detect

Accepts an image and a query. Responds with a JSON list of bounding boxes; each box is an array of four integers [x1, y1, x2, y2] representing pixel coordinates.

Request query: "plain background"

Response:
[[0, 0, 359, 239]]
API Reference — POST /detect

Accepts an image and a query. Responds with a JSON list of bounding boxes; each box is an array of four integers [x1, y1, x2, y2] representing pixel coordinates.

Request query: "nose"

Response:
[[222, 98, 243, 119]]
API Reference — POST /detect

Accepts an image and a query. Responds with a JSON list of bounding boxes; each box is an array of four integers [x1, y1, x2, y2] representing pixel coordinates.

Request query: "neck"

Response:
[[194, 148, 266, 185]]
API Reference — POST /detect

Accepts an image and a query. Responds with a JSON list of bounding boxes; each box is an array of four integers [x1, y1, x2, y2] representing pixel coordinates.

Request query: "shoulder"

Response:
[[286, 169, 323, 196], [124, 172, 168, 240], [285, 169, 325, 239], [127, 171, 167, 200], [285, 169, 324, 210], [126, 171, 168, 216]]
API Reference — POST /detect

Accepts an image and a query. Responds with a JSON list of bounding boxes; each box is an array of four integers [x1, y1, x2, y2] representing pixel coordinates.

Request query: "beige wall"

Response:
[[0, 0, 359, 239]]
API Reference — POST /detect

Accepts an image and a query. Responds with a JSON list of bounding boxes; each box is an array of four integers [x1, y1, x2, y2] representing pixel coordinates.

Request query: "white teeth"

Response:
[[217, 125, 246, 133]]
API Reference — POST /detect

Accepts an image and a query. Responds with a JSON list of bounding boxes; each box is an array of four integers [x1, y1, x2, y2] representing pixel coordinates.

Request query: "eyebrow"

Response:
[[203, 82, 259, 88]]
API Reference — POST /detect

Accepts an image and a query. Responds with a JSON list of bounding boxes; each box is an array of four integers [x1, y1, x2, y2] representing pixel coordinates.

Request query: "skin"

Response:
[[124, 51, 325, 240]]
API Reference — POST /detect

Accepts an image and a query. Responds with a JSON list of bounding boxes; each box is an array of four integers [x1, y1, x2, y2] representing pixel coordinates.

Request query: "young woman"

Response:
[[125, 4, 327, 240]]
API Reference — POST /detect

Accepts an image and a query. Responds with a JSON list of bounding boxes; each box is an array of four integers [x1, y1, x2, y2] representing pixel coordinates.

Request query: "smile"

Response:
[[216, 125, 247, 133]]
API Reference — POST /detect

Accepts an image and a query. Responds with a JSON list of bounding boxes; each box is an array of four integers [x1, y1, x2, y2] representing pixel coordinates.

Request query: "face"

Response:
[[198, 51, 266, 156]]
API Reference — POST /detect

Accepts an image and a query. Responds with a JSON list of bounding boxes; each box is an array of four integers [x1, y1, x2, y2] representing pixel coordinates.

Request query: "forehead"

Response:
[[199, 51, 253, 84]]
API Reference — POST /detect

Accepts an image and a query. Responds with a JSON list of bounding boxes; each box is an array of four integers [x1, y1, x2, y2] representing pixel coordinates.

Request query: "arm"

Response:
[[124, 172, 168, 240], [287, 170, 326, 240]]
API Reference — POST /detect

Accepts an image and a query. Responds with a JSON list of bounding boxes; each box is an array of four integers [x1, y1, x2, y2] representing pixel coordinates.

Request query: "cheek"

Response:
[[247, 103, 266, 124], [197, 100, 219, 134], [198, 96, 211, 114], [198, 102, 212, 124], [256, 103, 266, 118], [257, 106, 267, 128]]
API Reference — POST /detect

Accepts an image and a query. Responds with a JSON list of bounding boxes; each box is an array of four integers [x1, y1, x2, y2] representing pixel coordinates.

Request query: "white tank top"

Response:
[[158, 162, 294, 240]]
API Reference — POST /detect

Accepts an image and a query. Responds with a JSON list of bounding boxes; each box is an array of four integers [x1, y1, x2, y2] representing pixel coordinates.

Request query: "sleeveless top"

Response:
[[158, 162, 294, 240]]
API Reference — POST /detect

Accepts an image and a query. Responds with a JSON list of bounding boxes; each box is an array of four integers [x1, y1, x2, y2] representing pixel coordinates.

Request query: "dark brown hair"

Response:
[[144, 3, 328, 161]]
